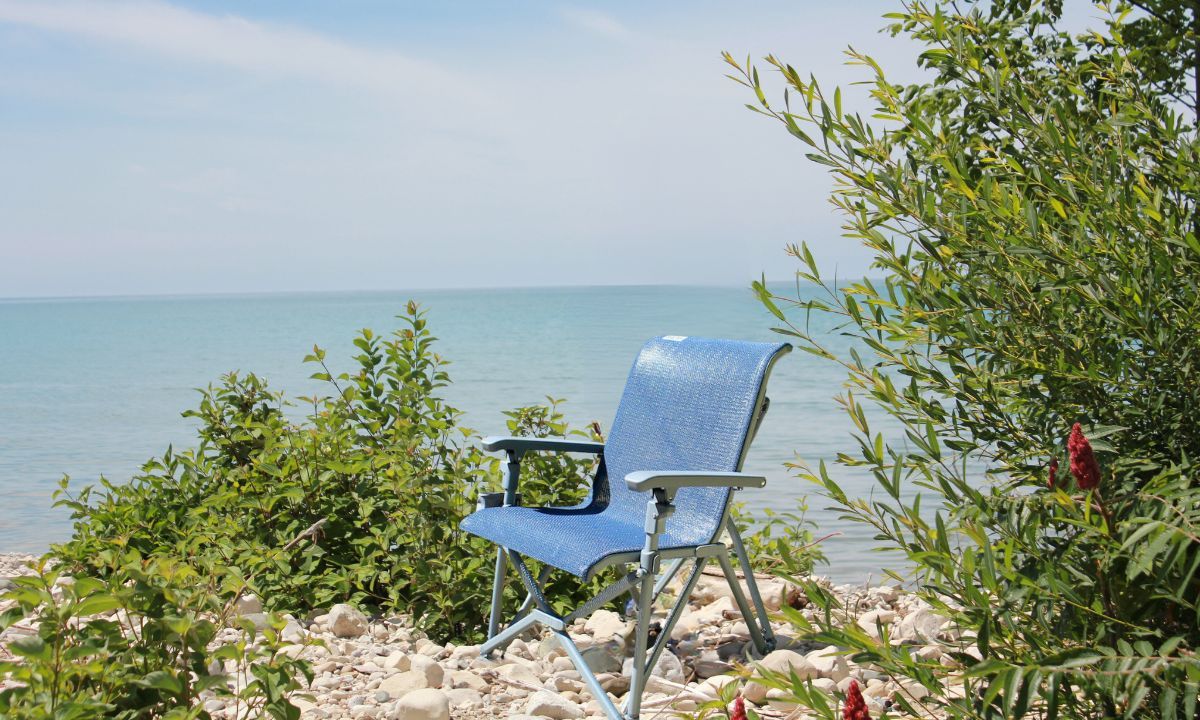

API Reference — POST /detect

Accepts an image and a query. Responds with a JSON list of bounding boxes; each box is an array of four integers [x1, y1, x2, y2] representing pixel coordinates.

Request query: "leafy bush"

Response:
[[0, 555, 311, 719], [732, 499, 825, 577], [51, 303, 601, 642], [728, 0, 1200, 717]]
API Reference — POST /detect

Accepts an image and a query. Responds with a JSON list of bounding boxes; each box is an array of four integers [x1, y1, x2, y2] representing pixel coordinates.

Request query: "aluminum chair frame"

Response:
[[465, 338, 789, 720]]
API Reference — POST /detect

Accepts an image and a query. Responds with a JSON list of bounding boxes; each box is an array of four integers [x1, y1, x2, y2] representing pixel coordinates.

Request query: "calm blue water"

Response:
[[0, 285, 902, 580]]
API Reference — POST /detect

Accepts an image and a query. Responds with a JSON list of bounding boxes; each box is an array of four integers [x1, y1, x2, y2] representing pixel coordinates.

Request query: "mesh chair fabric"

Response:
[[460, 336, 788, 578]]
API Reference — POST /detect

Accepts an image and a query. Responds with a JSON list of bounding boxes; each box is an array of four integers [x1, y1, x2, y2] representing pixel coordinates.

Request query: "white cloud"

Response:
[[0, 0, 484, 105], [558, 7, 632, 41]]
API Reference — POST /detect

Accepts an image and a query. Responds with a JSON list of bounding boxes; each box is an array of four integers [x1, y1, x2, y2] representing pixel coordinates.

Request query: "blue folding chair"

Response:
[[461, 336, 790, 720]]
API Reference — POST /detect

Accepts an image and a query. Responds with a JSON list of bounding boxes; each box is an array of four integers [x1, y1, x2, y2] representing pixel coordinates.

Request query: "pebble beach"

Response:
[[1, 552, 962, 720]]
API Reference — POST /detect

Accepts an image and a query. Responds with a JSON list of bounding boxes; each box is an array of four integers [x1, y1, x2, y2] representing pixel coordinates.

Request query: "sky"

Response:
[[0, 0, 929, 298]]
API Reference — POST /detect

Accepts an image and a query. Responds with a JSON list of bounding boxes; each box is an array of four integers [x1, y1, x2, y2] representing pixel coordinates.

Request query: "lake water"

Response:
[[0, 285, 905, 580]]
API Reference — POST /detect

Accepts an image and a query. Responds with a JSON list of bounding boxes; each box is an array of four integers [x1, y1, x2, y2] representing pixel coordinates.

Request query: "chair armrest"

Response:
[[624, 470, 767, 494], [481, 436, 605, 455]]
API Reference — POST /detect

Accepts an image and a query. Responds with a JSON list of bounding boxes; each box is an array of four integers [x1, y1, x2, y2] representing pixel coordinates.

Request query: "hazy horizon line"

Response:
[[0, 277, 870, 304]]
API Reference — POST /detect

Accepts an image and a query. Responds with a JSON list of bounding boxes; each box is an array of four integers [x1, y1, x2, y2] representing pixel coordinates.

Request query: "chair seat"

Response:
[[461, 504, 714, 578]]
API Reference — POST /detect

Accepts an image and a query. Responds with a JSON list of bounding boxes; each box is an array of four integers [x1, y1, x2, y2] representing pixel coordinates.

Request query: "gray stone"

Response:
[[692, 656, 732, 679], [580, 641, 623, 674]]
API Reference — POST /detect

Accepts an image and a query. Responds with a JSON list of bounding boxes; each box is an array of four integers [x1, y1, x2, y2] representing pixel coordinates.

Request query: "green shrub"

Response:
[[732, 499, 824, 577], [0, 555, 311, 719], [728, 0, 1200, 717], [51, 303, 601, 642]]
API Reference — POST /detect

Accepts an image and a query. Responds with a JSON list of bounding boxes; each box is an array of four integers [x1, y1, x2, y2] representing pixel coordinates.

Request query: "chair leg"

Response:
[[628, 553, 655, 719], [554, 630, 625, 720], [717, 550, 772, 655], [727, 521, 777, 653], [641, 557, 706, 684], [628, 492, 672, 719], [486, 547, 508, 647]]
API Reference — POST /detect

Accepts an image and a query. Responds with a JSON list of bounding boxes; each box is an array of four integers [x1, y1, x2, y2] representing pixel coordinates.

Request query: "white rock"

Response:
[[329, 604, 369, 638], [447, 669, 488, 692], [240, 612, 271, 631], [811, 677, 837, 693], [670, 608, 701, 640], [621, 650, 684, 684], [382, 652, 411, 671], [872, 585, 901, 603], [916, 644, 943, 661], [743, 650, 819, 704], [643, 674, 682, 695], [805, 646, 850, 682], [584, 609, 629, 641], [496, 662, 541, 687], [282, 619, 307, 644], [893, 607, 947, 644], [697, 674, 738, 700], [408, 655, 444, 687], [507, 638, 534, 660], [765, 687, 799, 712], [856, 609, 896, 640], [234, 593, 263, 615], [525, 689, 585, 719], [896, 679, 931, 701], [450, 644, 480, 660], [379, 670, 431, 698], [691, 596, 735, 624], [444, 688, 482, 708], [552, 675, 584, 693], [391, 688, 449, 720]]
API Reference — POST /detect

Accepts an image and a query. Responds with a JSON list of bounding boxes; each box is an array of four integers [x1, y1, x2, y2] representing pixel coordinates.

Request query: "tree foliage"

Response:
[[728, 0, 1200, 716]]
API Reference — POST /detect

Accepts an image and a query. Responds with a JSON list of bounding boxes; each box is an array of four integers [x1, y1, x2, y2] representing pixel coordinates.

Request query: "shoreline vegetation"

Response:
[[4, 1, 1200, 718]]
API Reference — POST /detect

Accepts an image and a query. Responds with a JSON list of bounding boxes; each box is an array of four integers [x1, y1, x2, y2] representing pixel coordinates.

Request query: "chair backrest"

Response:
[[598, 336, 791, 546]]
